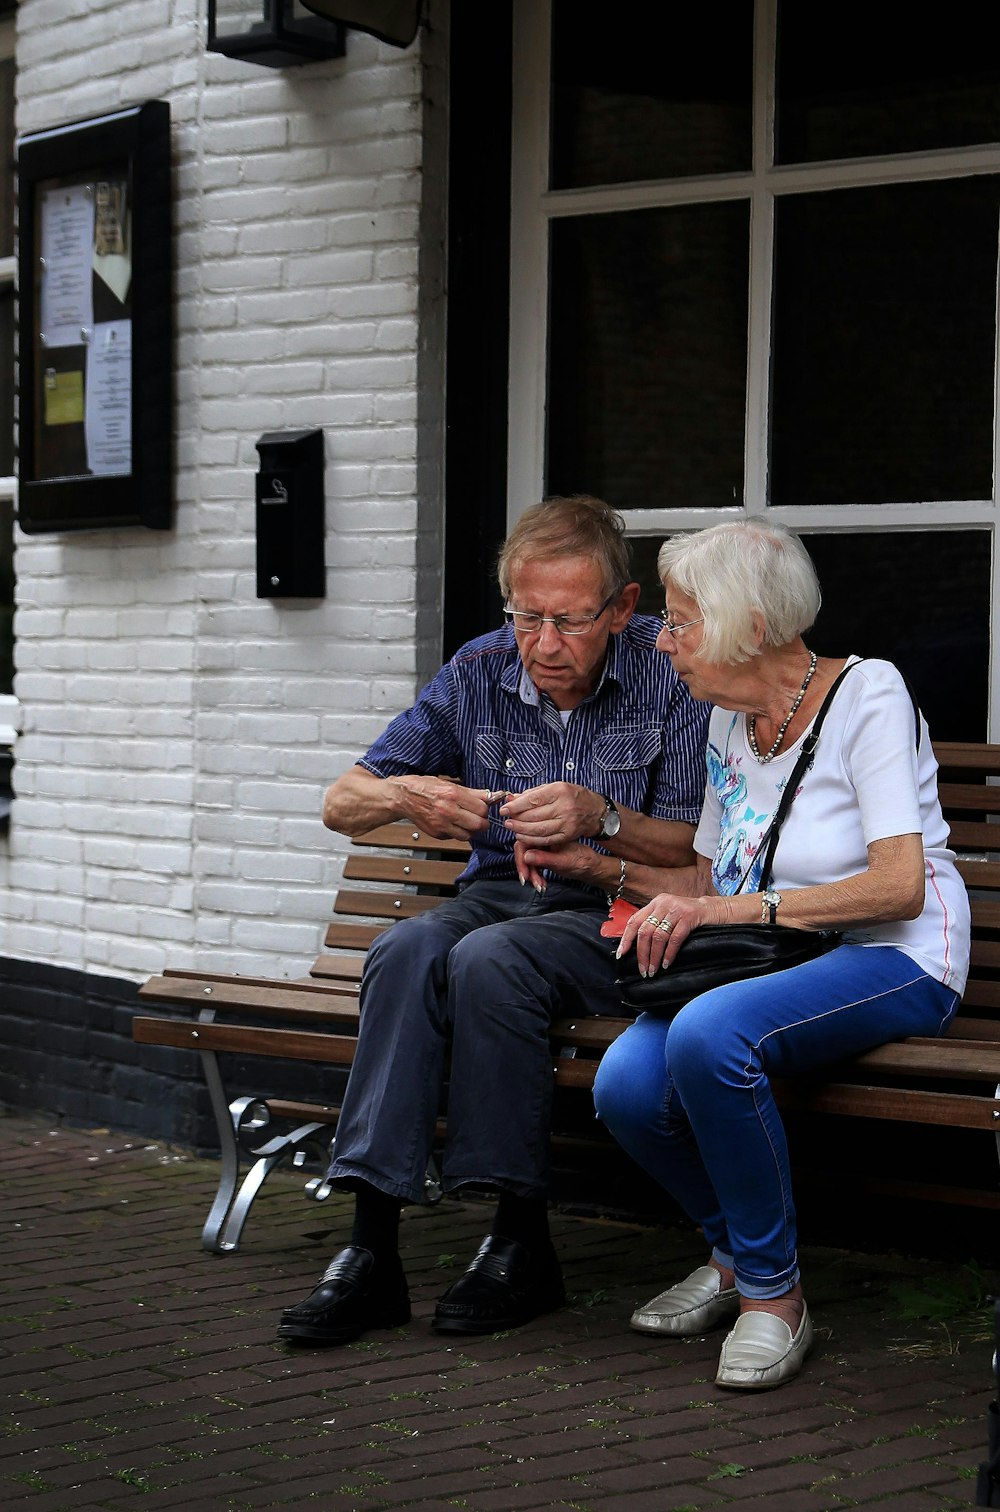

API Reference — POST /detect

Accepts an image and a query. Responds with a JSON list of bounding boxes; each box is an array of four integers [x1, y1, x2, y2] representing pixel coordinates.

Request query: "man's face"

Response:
[[506, 556, 635, 710]]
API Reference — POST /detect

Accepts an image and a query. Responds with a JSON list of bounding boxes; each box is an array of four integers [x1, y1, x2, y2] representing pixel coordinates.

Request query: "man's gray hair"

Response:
[[498, 495, 631, 601], [657, 520, 821, 665]]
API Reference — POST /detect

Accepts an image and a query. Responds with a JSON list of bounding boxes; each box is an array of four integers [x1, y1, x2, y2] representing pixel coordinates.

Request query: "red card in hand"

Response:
[[601, 899, 637, 938]]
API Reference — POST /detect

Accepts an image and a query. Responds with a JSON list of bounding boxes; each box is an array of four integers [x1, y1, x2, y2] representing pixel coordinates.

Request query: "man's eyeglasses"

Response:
[[659, 610, 704, 637], [503, 591, 617, 636]]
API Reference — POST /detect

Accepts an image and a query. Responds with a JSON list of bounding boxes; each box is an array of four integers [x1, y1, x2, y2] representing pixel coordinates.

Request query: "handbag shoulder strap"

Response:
[[753, 659, 860, 893]]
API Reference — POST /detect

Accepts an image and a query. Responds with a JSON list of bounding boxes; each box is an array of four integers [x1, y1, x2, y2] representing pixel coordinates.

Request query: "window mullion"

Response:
[[507, 0, 552, 528], [744, 0, 777, 516]]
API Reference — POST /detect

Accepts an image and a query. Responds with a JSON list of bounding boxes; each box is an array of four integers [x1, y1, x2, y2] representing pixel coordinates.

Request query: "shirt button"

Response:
[[505, 757, 515, 769], [565, 759, 575, 771]]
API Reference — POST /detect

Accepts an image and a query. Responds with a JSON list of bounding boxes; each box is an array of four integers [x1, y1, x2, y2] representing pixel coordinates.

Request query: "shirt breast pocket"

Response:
[[592, 724, 663, 774], [475, 729, 547, 780]]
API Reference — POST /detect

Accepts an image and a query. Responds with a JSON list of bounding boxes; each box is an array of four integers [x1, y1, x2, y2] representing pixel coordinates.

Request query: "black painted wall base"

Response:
[[0, 956, 350, 1154]]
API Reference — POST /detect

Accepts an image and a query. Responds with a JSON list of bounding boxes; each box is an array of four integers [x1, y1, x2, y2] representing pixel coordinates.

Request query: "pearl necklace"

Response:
[[748, 651, 818, 763]]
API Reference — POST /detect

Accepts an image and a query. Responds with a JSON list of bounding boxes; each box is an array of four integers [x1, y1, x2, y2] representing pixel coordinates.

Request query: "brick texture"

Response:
[[2, 0, 447, 983]]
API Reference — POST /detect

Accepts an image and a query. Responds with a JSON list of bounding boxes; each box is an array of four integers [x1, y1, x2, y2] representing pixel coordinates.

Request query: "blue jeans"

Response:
[[329, 878, 621, 1203], [593, 945, 958, 1298]]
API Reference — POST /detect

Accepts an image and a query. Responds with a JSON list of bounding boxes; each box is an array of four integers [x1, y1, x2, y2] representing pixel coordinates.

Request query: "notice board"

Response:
[[17, 100, 171, 532]]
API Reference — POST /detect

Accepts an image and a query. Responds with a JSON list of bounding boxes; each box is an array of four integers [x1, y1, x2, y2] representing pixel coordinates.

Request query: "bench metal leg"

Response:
[[195, 1009, 336, 1253], [194, 1007, 442, 1251], [207, 1108, 336, 1253]]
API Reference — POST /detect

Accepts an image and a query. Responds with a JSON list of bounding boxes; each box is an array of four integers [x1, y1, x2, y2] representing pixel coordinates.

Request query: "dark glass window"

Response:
[[770, 177, 1000, 508], [547, 201, 749, 512], [0, 45, 12, 701], [550, 0, 752, 189], [776, 1, 1000, 164], [0, 283, 10, 479], [631, 529, 989, 744]]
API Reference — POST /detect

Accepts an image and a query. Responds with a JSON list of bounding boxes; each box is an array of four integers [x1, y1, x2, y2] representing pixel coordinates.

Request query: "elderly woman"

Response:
[[519, 520, 969, 1391]]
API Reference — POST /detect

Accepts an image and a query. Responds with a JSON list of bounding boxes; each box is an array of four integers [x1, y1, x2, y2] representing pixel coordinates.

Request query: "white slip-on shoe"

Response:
[[630, 1264, 740, 1337], [715, 1304, 814, 1390]]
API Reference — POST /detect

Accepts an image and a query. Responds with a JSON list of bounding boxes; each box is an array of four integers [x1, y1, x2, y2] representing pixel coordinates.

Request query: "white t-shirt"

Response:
[[693, 657, 970, 993]]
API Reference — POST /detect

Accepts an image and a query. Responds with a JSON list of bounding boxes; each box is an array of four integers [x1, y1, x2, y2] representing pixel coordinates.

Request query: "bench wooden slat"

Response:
[[846, 1039, 1000, 1081], [944, 1009, 1000, 1038], [152, 967, 326, 991], [133, 1017, 360, 1065], [343, 854, 466, 888], [267, 1098, 342, 1122], [324, 921, 387, 951], [945, 819, 1000, 852], [137, 982, 361, 1024], [310, 954, 364, 983], [956, 858, 1000, 888], [969, 901, 1000, 929], [333, 888, 445, 921], [933, 741, 1000, 769], [775, 1080, 1000, 1129], [352, 823, 471, 854], [938, 781, 1000, 814]]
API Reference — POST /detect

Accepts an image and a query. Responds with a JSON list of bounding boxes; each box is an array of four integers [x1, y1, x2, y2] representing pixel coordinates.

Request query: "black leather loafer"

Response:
[[432, 1235, 565, 1335], [276, 1245, 410, 1346]]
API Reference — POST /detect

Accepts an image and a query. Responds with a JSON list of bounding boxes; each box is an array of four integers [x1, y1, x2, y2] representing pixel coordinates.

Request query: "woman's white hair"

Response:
[[657, 520, 821, 665]]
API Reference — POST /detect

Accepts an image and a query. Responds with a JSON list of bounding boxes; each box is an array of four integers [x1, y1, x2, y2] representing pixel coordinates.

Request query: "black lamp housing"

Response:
[[207, 1, 346, 67]]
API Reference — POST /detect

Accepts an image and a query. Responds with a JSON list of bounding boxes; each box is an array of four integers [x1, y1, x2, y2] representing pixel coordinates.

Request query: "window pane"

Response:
[[806, 531, 990, 743], [771, 178, 1000, 507], [776, 1, 1000, 164], [0, 55, 11, 257], [550, 0, 752, 189], [630, 529, 989, 743], [547, 202, 749, 511]]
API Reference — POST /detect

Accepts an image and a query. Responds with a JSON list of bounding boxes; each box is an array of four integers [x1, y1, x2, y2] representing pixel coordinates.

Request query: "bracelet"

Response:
[[613, 858, 627, 901]]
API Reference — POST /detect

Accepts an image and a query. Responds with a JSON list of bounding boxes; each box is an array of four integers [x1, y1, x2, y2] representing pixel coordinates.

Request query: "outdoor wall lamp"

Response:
[[207, 1, 347, 67], [207, 1, 421, 65]]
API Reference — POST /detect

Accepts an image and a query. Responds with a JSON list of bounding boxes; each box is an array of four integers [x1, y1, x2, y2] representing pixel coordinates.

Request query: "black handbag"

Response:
[[616, 921, 840, 1013], [615, 663, 859, 1016]]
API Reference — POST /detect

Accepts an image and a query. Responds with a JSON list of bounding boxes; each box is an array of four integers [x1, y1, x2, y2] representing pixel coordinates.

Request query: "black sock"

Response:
[[490, 1191, 551, 1252], [350, 1182, 402, 1262]]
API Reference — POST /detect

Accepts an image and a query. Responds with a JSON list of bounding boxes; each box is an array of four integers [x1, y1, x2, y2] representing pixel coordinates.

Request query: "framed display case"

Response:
[[16, 99, 171, 532]]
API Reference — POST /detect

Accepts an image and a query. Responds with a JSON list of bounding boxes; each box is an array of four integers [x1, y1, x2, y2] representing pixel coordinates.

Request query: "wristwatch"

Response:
[[761, 889, 782, 925], [594, 793, 622, 840]]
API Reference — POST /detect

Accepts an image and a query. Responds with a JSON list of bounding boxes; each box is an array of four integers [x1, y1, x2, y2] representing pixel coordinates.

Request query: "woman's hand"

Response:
[[514, 838, 609, 892], [616, 892, 722, 976]]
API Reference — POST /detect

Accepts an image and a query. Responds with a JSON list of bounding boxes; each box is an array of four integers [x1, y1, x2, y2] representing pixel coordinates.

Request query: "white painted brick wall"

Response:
[[0, 0, 445, 981]]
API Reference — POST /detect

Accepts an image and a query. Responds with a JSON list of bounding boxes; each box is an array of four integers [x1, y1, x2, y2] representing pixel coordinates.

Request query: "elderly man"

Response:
[[278, 497, 708, 1346]]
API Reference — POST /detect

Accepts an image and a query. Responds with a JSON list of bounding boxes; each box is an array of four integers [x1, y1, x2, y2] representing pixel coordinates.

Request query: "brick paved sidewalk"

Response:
[[0, 1110, 994, 1511]]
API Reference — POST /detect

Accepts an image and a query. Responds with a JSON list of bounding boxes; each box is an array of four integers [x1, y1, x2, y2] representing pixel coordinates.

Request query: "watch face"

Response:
[[602, 806, 621, 838]]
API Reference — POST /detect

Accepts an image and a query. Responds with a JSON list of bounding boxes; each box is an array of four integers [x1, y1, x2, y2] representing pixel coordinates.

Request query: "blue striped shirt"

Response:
[[360, 615, 709, 884]]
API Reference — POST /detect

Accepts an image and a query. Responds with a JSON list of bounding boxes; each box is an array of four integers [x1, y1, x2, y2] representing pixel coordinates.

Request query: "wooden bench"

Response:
[[134, 740, 1000, 1253]]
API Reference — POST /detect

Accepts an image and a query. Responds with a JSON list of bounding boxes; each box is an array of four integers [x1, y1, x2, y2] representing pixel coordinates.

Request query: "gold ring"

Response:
[[646, 916, 661, 928], [656, 919, 674, 933]]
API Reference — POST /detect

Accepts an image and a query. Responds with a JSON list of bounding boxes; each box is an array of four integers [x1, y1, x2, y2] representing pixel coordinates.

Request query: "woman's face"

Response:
[[656, 582, 724, 702]]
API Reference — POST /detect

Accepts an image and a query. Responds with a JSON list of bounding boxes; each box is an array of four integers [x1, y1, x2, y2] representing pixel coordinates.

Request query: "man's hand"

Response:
[[499, 782, 604, 848], [386, 774, 495, 840]]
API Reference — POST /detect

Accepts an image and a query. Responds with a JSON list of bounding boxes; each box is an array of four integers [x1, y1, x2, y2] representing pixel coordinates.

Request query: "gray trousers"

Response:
[[327, 878, 623, 1202]]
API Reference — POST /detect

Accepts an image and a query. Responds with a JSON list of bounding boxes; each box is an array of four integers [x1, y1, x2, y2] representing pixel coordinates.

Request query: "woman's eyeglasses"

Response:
[[659, 610, 704, 637]]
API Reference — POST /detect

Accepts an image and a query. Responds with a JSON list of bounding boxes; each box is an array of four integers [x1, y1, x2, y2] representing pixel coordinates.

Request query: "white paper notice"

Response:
[[39, 184, 95, 349], [85, 320, 132, 476]]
